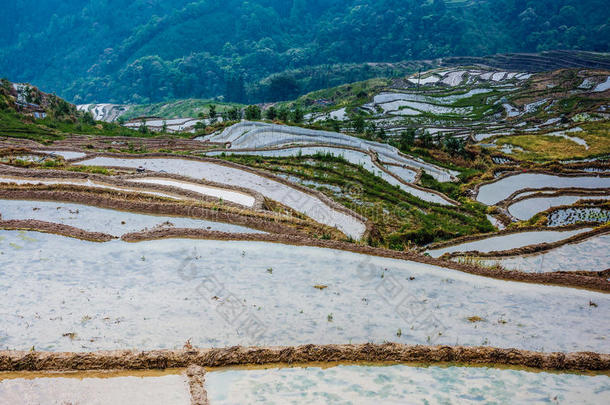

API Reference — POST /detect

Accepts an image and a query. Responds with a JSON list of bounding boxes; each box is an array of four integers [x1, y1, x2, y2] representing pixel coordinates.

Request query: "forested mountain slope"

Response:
[[2, 0, 609, 104]]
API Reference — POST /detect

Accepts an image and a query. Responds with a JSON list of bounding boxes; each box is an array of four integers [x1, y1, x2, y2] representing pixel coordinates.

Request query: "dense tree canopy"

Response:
[[1, 0, 608, 104]]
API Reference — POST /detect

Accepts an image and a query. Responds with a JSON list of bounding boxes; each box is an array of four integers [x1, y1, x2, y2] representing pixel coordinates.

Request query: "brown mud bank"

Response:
[[0, 219, 114, 242], [120, 228, 610, 292], [1, 343, 608, 373], [0, 135, 223, 153], [186, 365, 208, 405]]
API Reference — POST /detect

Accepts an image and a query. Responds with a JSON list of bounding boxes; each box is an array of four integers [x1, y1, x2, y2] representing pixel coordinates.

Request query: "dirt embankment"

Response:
[[0, 219, 114, 242], [1, 343, 608, 372], [0, 136, 224, 153], [186, 365, 208, 405]]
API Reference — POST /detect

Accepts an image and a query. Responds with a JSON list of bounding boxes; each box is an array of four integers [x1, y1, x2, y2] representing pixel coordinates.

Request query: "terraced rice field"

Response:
[[2, 66, 609, 403], [207, 146, 418, 183], [125, 177, 257, 207], [75, 156, 366, 239], [508, 195, 610, 221], [476, 174, 610, 206], [1, 231, 608, 353], [478, 233, 610, 273], [34, 150, 87, 160], [0, 175, 181, 200], [426, 228, 591, 258], [202, 122, 458, 182], [0, 200, 262, 236], [547, 207, 610, 227]]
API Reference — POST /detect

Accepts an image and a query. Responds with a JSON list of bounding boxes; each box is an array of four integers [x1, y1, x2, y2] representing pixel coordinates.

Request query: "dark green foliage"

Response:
[[420, 132, 434, 148], [277, 107, 290, 122], [399, 129, 416, 151], [292, 107, 304, 123], [2, 0, 607, 105], [443, 135, 467, 158], [208, 104, 217, 119], [245, 105, 262, 120], [353, 115, 365, 134], [265, 106, 277, 120], [227, 107, 241, 121]]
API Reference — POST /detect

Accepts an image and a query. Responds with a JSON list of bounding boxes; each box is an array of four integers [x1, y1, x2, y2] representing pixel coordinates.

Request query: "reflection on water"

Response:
[[206, 363, 610, 405]]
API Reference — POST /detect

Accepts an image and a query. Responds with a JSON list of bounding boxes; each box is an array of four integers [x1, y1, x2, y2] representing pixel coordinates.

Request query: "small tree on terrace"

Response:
[[208, 104, 217, 118], [277, 107, 290, 122], [138, 119, 148, 134], [353, 115, 365, 134], [227, 107, 241, 121], [265, 106, 277, 120], [81, 111, 95, 126], [420, 132, 434, 148], [292, 107, 304, 123], [365, 122, 376, 139], [399, 128, 416, 151], [244, 105, 262, 120], [443, 134, 466, 157]]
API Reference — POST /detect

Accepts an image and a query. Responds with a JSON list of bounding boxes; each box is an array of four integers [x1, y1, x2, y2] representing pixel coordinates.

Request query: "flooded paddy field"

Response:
[[206, 363, 610, 405], [207, 146, 418, 184], [0, 175, 181, 200], [478, 233, 610, 273], [547, 206, 610, 227], [0, 370, 190, 405], [476, 174, 610, 206], [33, 150, 88, 160], [2, 361, 607, 404], [1, 231, 608, 353], [125, 177, 257, 207], [1, 66, 609, 401], [0, 199, 262, 236], [508, 194, 610, 221], [203, 122, 458, 182], [75, 156, 366, 239], [426, 228, 592, 258]]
